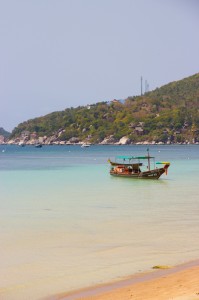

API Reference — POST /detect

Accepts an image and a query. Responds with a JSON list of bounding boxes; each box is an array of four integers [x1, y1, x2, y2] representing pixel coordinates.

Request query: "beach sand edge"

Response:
[[47, 259, 199, 300]]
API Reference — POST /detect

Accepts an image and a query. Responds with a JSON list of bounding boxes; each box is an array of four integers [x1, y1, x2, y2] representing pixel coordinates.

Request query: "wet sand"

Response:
[[52, 260, 199, 300]]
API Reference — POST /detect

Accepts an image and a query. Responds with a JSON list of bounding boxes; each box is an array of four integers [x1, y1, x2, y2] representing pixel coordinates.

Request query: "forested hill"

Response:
[[10, 73, 199, 144], [0, 127, 11, 138]]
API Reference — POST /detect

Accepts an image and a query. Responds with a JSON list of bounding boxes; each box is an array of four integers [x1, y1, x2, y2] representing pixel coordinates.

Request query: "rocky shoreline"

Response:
[[1, 135, 198, 146], [0, 128, 198, 146]]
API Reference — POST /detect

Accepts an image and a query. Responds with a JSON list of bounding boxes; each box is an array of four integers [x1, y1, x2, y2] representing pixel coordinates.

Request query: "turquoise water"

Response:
[[0, 145, 199, 299]]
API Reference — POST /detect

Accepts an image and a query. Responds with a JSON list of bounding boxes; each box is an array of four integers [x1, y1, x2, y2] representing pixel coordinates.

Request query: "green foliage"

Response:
[[0, 127, 11, 138], [10, 73, 199, 143]]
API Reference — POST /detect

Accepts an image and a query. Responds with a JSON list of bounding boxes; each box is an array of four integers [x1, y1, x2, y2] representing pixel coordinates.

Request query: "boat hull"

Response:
[[110, 167, 166, 179]]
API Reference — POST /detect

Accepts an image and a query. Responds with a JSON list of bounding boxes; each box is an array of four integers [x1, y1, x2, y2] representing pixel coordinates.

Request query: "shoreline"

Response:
[[49, 259, 199, 300], [1, 142, 199, 146]]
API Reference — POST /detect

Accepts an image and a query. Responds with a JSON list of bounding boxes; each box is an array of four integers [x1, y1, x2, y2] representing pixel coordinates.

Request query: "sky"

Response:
[[0, 0, 199, 132]]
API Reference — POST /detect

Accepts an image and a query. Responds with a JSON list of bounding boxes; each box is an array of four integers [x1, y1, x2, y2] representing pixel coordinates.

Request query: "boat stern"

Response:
[[156, 161, 170, 175]]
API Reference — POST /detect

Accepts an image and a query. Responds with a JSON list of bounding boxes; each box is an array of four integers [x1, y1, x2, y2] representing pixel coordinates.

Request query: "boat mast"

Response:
[[147, 148, 150, 170]]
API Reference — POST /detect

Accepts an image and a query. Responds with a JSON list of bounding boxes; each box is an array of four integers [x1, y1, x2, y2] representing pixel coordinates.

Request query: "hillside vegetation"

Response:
[[0, 127, 11, 138], [10, 73, 199, 144]]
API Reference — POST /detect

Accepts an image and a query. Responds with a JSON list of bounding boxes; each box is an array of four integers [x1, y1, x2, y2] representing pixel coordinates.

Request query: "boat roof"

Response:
[[116, 155, 155, 160]]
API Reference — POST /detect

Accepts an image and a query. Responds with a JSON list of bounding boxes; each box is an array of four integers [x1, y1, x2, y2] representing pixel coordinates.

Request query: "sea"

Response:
[[0, 144, 199, 300]]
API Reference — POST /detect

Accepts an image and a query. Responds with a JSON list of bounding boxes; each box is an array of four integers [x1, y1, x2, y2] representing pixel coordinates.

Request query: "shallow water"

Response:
[[0, 145, 199, 299]]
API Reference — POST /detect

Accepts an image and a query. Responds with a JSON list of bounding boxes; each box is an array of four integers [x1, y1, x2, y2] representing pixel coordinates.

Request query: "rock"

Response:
[[118, 136, 131, 145], [69, 137, 79, 143], [100, 135, 117, 145]]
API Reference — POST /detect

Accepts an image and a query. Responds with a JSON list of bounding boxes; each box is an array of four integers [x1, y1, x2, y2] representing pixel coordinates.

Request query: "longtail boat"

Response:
[[108, 151, 170, 179]]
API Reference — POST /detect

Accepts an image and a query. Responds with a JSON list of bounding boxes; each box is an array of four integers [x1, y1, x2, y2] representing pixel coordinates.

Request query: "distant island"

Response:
[[0, 127, 11, 144], [2, 73, 199, 145]]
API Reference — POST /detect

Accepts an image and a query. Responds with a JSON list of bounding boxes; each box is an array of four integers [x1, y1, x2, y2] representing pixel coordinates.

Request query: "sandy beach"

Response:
[[53, 260, 199, 300]]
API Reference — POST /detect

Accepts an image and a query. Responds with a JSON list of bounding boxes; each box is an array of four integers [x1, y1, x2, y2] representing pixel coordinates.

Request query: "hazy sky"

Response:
[[1, 0, 199, 131]]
